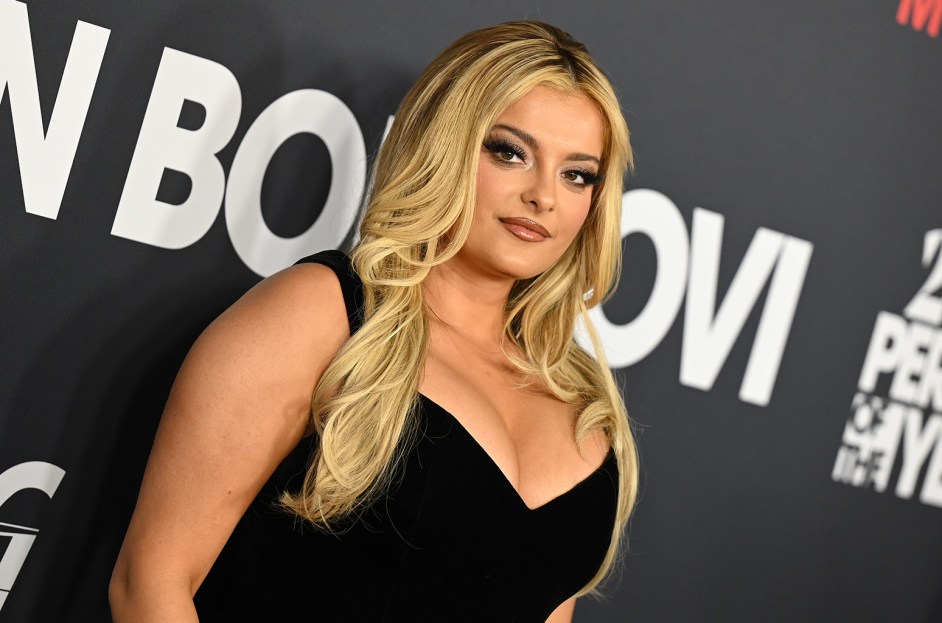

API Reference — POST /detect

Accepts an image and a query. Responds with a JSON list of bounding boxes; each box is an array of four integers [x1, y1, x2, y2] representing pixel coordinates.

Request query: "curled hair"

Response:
[[282, 20, 638, 596]]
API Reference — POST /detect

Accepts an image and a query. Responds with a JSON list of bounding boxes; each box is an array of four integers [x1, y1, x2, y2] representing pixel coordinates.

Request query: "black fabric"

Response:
[[195, 250, 619, 622]]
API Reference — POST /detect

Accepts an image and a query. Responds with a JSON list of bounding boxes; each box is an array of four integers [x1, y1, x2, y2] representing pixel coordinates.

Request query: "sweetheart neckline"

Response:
[[417, 393, 616, 512]]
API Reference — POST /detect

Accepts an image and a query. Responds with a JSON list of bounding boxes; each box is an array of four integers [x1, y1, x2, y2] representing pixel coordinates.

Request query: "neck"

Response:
[[423, 260, 514, 347]]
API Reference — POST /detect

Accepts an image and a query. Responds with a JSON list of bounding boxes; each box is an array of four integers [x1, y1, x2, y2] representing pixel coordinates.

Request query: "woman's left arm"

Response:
[[546, 597, 575, 623]]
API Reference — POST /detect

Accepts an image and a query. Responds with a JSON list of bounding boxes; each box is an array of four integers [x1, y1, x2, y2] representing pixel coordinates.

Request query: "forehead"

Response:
[[493, 85, 604, 158]]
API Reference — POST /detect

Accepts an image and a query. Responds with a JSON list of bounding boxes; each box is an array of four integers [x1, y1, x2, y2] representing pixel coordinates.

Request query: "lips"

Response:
[[498, 217, 551, 241]]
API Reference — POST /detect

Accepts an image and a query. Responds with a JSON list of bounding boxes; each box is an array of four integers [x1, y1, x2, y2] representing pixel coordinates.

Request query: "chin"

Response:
[[456, 239, 562, 281], [494, 253, 558, 281]]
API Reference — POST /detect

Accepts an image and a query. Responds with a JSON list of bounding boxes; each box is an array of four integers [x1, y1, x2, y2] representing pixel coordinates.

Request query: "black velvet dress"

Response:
[[194, 250, 619, 623]]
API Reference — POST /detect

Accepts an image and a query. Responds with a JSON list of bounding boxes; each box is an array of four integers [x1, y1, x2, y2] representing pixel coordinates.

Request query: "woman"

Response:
[[110, 20, 638, 623]]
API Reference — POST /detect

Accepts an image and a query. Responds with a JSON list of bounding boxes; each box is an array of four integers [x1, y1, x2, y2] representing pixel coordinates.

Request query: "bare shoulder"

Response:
[[577, 419, 612, 473], [162, 259, 354, 473], [111, 261, 353, 600], [206, 261, 351, 350], [178, 260, 352, 433]]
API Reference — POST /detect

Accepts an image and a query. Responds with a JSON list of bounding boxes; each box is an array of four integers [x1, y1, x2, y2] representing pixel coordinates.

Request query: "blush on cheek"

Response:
[[475, 160, 500, 199], [569, 205, 592, 236]]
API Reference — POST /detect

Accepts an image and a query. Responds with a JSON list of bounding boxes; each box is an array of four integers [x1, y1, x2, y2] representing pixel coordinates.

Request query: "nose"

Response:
[[520, 165, 556, 212]]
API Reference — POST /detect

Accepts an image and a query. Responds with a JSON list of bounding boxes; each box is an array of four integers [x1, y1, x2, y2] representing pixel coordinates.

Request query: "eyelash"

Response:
[[482, 137, 602, 188], [483, 137, 527, 164]]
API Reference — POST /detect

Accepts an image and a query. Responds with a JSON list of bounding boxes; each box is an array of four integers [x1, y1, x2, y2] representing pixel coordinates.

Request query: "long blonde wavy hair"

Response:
[[282, 20, 638, 595]]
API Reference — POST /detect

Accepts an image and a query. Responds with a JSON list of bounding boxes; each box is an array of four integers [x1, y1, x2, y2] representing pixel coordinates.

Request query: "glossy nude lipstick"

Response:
[[498, 217, 551, 242]]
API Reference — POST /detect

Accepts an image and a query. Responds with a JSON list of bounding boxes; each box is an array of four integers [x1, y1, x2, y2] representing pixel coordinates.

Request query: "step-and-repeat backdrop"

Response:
[[2, 1, 940, 621]]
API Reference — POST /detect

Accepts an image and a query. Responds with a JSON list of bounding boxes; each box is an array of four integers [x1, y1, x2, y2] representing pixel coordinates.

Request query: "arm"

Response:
[[109, 263, 349, 622], [546, 597, 575, 623]]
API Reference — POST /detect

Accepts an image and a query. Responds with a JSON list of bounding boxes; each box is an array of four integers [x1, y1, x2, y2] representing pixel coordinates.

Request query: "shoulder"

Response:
[[216, 260, 351, 343], [248, 260, 351, 335], [580, 426, 611, 468], [109, 260, 355, 595], [180, 261, 353, 410]]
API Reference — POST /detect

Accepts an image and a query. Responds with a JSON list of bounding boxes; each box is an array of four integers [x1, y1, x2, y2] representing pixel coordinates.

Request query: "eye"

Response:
[[563, 168, 602, 187], [483, 137, 526, 164]]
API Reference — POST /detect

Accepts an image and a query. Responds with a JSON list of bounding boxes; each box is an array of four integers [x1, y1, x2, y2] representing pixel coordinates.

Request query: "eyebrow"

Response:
[[491, 123, 601, 166]]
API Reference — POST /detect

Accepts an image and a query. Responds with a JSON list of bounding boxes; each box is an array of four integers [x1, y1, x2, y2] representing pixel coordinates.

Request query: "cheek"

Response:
[[561, 196, 593, 240], [474, 160, 502, 209]]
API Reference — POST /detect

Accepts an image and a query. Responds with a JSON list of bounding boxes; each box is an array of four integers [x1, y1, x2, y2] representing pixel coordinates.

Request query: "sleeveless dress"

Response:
[[194, 250, 619, 622]]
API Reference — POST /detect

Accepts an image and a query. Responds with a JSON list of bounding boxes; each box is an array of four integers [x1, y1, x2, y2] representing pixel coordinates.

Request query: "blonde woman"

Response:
[[111, 20, 638, 623]]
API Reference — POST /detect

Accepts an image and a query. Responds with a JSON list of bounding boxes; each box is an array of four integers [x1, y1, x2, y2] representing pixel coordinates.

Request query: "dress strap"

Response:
[[294, 250, 364, 334]]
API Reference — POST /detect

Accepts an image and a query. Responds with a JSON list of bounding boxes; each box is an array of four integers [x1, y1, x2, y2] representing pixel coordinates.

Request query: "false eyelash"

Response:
[[568, 168, 603, 187], [483, 137, 527, 162], [483, 135, 602, 187]]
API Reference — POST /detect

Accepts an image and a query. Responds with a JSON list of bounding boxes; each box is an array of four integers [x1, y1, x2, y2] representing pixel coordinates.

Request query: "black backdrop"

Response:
[[2, 1, 941, 621]]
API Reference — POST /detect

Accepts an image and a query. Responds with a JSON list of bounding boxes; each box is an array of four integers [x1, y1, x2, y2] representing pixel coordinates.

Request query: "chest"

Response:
[[419, 326, 607, 510], [222, 400, 618, 623]]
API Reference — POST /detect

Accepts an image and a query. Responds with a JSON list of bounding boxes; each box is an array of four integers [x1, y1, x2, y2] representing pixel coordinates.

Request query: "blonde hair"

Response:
[[282, 20, 638, 596]]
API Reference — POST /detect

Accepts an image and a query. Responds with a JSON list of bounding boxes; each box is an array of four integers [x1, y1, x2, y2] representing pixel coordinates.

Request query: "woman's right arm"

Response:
[[109, 262, 350, 622]]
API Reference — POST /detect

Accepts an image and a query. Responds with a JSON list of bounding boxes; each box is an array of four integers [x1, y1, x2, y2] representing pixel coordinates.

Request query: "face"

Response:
[[454, 85, 605, 282]]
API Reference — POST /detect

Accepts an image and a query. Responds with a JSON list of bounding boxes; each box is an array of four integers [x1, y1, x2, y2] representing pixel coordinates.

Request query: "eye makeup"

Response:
[[482, 133, 602, 188], [563, 168, 602, 187], [483, 136, 528, 164]]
